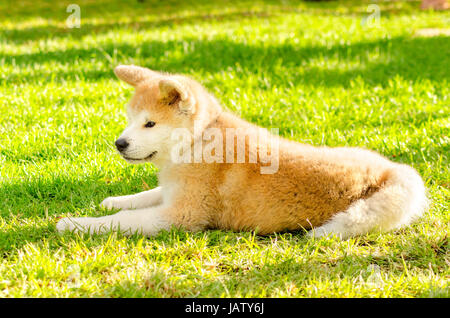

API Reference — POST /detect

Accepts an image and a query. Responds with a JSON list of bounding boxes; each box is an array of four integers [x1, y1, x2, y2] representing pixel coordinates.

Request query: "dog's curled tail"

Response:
[[309, 164, 428, 239]]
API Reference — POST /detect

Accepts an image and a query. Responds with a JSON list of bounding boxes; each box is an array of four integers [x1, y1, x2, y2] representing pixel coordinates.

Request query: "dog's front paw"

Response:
[[101, 197, 129, 210], [56, 217, 79, 233]]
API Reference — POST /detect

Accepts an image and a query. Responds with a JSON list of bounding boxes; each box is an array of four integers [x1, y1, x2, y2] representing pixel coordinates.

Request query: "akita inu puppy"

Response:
[[56, 65, 428, 239]]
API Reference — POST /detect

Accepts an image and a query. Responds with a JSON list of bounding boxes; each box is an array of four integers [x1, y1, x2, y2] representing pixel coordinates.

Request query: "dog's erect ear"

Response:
[[114, 65, 159, 87], [159, 78, 195, 114]]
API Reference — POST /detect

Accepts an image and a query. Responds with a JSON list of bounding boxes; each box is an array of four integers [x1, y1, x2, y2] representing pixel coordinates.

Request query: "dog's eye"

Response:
[[144, 121, 156, 128]]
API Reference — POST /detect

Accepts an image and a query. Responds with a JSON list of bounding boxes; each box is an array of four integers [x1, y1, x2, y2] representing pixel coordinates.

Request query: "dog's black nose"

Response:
[[115, 138, 129, 152]]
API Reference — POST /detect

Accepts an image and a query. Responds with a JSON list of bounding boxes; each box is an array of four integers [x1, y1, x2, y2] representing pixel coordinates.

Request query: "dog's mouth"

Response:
[[122, 151, 157, 161]]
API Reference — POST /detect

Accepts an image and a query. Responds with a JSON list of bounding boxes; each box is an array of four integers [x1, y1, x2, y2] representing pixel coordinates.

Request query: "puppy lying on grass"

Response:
[[56, 65, 427, 239]]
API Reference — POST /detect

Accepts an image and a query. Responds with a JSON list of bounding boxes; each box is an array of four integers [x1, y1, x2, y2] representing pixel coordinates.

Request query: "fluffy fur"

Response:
[[56, 65, 428, 239]]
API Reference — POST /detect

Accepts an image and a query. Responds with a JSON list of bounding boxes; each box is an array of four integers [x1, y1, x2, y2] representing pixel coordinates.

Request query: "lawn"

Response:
[[0, 0, 448, 297]]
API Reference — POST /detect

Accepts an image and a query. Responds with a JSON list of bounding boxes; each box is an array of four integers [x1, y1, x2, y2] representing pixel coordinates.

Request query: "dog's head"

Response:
[[113, 65, 220, 166]]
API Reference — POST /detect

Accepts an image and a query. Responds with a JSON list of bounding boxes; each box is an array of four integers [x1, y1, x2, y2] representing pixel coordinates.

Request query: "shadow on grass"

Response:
[[3, 36, 450, 88], [1, 10, 274, 45], [0, 173, 158, 217]]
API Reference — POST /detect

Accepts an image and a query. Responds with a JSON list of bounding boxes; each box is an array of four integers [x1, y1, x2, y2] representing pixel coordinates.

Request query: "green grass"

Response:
[[0, 0, 449, 297]]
